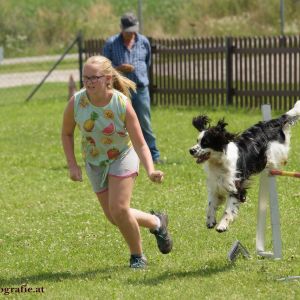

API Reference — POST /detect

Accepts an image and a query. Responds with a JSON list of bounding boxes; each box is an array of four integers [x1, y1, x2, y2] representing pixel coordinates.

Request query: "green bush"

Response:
[[1, 0, 300, 57]]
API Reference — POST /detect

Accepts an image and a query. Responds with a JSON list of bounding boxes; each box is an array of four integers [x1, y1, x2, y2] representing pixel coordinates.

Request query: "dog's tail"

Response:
[[286, 100, 300, 118]]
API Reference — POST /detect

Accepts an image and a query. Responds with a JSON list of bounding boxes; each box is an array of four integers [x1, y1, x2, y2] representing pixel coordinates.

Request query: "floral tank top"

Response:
[[74, 88, 132, 167]]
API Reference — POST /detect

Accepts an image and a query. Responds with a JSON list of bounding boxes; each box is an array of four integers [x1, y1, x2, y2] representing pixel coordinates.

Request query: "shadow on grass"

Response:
[[0, 261, 234, 286], [0, 266, 127, 286], [128, 259, 233, 286], [48, 165, 69, 171]]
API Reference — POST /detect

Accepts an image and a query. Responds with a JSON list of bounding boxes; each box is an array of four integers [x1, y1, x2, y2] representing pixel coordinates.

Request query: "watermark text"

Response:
[[1, 284, 45, 296]]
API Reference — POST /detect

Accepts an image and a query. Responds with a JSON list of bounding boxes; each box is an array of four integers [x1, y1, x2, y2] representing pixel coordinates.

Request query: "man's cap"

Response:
[[120, 12, 139, 32]]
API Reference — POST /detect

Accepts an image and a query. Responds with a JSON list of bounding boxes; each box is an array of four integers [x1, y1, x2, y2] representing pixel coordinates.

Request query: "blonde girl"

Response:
[[61, 56, 172, 268]]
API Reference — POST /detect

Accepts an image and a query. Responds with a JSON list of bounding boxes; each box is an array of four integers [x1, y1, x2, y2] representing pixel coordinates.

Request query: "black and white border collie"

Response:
[[189, 101, 300, 232]]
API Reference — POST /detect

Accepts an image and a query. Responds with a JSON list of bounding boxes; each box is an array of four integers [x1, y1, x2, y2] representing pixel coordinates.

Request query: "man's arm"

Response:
[[116, 64, 135, 73], [102, 39, 112, 61], [103, 38, 134, 73], [145, 37, 151, 69]]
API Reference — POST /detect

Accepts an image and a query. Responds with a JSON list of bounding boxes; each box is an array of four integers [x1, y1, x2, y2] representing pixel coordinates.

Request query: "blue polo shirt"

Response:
[[102, 33, 151, 88]]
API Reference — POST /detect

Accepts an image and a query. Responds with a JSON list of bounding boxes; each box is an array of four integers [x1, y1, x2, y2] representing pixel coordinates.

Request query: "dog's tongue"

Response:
[[196, 157, 205, 163], [196, 153, 210, 163]]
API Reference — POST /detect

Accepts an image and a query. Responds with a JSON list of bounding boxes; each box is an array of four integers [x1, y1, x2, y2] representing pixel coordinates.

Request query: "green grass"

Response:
[[0, 87, 299, 299]]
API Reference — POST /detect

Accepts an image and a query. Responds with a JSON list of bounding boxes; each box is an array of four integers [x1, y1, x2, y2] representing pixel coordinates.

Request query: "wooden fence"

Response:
[[79, 35, 300, 110]]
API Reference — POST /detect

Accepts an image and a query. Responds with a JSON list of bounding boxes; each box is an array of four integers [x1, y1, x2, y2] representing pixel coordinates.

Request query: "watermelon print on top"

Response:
[[74, 88, 132, 166]]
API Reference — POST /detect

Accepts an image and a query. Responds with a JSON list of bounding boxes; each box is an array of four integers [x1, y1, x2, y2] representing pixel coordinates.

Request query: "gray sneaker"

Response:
[[150, 211, 173, 254], [153, 158, 166, 165], [129, 254, 147, 269]]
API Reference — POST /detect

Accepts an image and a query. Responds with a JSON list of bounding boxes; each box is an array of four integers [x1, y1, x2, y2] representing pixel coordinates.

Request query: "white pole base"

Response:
[[256, 105, 282, 260]]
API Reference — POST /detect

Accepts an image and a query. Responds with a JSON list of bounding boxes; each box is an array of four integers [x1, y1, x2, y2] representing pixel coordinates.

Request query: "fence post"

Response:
[[77, 31, 84, 89], [225, 37, 233, 106], [68, 75, 77, 100], [279, 35, 287, 47]]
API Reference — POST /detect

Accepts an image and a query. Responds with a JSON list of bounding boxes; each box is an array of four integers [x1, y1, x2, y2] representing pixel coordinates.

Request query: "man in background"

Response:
[[103, 12, 163, 164]]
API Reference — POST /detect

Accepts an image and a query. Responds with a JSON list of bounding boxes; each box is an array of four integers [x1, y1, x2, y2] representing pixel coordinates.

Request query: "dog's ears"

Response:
[[192, 115, 211, 132], [216, 118, 236, 141], [216, 118, 228, 131]]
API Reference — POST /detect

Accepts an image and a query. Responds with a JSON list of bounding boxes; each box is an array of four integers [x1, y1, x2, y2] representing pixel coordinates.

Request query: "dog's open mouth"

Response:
[[196, 152, 210, 163]]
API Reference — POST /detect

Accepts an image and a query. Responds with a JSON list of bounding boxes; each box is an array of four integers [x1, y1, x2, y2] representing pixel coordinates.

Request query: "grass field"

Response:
[[0, 87, 299, 299]]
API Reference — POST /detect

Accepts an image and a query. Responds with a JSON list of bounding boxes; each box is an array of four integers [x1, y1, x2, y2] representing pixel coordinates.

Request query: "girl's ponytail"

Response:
[[112, 68, 136, 97]]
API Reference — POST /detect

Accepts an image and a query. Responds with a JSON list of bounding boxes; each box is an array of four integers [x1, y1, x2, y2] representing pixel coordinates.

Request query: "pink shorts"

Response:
[[85, 147, 139, 193]]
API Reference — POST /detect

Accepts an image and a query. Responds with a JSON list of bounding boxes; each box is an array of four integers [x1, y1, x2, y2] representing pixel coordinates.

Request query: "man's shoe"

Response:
[[153, 158, 166, 165], [150, 211, 173, 254], [129, 254, 147, 269]]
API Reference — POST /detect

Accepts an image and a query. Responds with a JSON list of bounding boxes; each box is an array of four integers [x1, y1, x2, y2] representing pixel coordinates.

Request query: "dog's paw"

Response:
[[206, 216, 216, 229], [216, 225, 228, 232], [216, 222, 229, 232], [206, 221, 216, 229]]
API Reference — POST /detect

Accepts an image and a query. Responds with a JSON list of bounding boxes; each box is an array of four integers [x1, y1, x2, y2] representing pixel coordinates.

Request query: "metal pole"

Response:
[[270, 169, 300, 178], [25, 36, 79, 102], [256, 104, 282, 259], [0, 47, 3, 63], [280, 0, 285, 35], [137, 0, 143, 34], [77, 31, 84, 89]]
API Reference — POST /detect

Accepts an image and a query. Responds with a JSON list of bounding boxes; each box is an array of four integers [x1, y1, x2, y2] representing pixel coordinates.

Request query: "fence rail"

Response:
[[80, 35, 300, 110]]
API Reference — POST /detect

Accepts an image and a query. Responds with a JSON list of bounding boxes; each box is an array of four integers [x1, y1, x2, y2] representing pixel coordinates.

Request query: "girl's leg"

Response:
[[96, 190, 116, 225], [107, 175, 143, 255], [130, 208, 159, 228], [96, 176, 172, 255], [96, 189, 158, 229]]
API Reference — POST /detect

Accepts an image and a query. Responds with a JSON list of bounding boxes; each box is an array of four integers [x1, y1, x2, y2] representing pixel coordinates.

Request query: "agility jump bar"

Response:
[[270, 169, 300, 178]]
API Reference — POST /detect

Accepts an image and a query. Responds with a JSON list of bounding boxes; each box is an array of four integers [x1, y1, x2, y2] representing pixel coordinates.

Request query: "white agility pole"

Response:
[[256, 104, 282, 259]]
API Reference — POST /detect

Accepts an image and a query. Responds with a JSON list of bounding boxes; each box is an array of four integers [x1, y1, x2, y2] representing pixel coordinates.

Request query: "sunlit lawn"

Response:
[[0, 85, 299, 299]]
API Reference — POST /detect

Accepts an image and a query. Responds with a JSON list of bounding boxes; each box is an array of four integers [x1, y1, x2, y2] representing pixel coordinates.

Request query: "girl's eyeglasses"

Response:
[[82, 76, 104, 84]]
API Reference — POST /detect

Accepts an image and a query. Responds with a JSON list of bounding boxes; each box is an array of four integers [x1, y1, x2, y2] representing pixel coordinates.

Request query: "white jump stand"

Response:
[[256, 105, 282, 259]]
